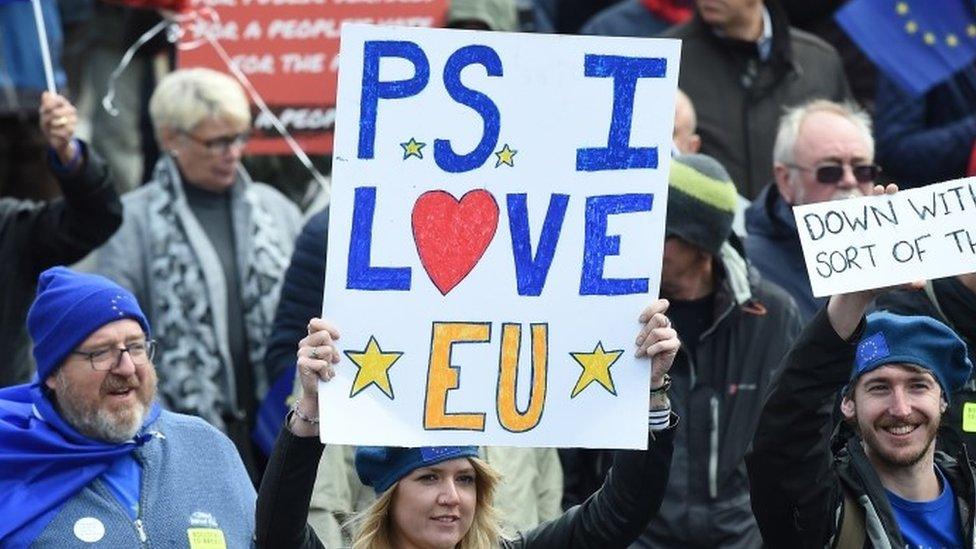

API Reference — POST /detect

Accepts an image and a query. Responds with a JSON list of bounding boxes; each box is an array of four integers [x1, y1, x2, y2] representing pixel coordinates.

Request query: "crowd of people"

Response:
[[2, 0, 976, 547]]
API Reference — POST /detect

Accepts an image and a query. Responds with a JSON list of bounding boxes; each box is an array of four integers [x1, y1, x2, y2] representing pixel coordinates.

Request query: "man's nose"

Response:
[[837, 164, 858, 188], [888, 387, 912, 417]]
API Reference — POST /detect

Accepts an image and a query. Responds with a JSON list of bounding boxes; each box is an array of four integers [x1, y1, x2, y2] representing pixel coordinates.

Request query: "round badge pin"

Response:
[[73, 517, 106, 543]]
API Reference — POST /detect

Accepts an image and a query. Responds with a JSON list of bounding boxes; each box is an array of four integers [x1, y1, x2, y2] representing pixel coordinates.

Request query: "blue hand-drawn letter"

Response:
[[434, 45, 503, 173], [347, 187, 412, 290], [580, 194, 653, 295], [576, 55, 667, 172], [359, 41, 430, 159], [508, 194, 569, 296]]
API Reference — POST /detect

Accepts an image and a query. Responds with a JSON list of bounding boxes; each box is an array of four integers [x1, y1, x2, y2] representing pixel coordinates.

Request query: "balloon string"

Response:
[[100, 12, 331, 198]]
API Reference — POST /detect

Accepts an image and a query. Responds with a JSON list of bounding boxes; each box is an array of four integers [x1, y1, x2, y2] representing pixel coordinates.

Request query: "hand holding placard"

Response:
[[795, 178, 976, 298]]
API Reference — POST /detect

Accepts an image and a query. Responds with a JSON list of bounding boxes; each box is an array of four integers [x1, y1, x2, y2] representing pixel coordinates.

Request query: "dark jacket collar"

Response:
[[688, 0, 796, 76], [745, 182, 797, 240]]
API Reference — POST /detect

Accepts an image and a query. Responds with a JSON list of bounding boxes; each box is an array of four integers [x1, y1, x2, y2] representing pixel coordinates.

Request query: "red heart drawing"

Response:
[[411, 189, 499, 295]]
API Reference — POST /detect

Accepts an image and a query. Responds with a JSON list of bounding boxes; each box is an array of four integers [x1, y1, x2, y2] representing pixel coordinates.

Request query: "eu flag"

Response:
[[252, 365, 296, 455], [836, 0, 976, 96]]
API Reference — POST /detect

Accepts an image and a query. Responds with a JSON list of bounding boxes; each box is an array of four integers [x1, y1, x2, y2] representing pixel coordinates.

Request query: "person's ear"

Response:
[[158, 127, 180, 154], [774, 163, 795, 203], [840, 395, 856, 420], [45, 372, 58, 391], [689, 134, 701, 153]]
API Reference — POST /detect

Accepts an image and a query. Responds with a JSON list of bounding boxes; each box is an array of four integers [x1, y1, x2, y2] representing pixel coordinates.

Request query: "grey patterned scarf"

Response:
[[146, 157, 291, 430]]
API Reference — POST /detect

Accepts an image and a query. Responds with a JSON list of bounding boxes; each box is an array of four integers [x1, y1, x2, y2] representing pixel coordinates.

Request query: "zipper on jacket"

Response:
[[134, 519, 148, 543], [709, 395, 719, 499], [134, 451, 151, 546]]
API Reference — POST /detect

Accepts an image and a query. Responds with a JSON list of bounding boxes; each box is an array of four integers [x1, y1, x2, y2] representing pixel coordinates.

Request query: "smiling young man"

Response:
[[0, 267, 255, 546], [747, 272, 976, 548]]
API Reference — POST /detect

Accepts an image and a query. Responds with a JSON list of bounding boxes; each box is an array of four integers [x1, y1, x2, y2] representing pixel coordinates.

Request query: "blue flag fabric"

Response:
[[836, 0, 976, 96], [253, 365, 296, 456], [0, 382, 161, 543]]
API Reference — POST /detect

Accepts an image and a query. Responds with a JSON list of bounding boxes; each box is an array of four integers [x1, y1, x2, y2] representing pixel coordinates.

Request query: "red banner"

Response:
[[177, 0, 449, 155]]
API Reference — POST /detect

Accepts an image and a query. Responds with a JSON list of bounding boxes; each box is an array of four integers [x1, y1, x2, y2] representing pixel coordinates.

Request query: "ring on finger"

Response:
[[309, 346, 321, 360]]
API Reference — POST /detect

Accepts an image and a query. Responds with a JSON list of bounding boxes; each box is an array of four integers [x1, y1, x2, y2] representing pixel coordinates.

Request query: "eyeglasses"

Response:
[[787, 162, 880, 184], [71, 340, 157, 371], [182, 131, 250, 154]]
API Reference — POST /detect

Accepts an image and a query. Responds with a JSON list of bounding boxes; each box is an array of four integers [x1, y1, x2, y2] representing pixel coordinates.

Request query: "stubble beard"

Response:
[[859, 412, 939, 469], [55, 368, 157, 443]]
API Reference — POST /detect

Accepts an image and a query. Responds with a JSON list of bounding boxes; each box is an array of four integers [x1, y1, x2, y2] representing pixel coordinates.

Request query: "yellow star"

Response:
[[345, 336, 403, 399], [569, 342, 623, 398], [947, 34, 959, 47], [494, 144, 517, 168], [968, 24, 976, 38], [400, 137, 425, 160], [895, 1, 908, 15], [924, 32, 936, 45], [905, 20, 918, 34]]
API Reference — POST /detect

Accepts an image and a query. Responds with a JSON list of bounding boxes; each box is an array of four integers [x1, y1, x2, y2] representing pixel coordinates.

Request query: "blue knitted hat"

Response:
[[27, 266, 151, 382], [355, 446, 479, 494], [849, 311, 972, 402]]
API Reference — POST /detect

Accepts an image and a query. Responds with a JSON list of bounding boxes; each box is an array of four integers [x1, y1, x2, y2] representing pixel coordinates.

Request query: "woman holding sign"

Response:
[[255, 299, 679, 548]]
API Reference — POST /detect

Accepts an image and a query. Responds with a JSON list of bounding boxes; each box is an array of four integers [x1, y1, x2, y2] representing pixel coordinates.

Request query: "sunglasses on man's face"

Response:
[[788, 163, 881, 184]]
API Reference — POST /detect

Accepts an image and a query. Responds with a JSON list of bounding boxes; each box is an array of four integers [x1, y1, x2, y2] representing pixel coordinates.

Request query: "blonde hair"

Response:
[[148, 68, 250, 141], [351, 457, 504, 549]]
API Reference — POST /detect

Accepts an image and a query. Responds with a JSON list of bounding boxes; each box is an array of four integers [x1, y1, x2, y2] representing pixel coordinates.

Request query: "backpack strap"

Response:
[[834, 489, 866, 549]]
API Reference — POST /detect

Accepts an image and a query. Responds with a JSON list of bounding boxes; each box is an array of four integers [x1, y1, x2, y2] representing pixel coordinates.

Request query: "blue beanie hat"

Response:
[[27, 266, 151, 382], [355, 445, 479, 494], [849, 311, 972, 402]]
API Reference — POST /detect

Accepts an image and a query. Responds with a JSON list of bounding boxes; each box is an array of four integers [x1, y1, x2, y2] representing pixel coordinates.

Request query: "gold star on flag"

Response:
[[924, 32, 936, 45], [494, 144, 517, 168], [895, 2, 908, 15], [967, 24, 976, 38], [569, 342, 623, 398], [905, 20, 918, 34], [400, 137, 426, 160], [947, 34, 959, 47], [345, 336, 403, 399]]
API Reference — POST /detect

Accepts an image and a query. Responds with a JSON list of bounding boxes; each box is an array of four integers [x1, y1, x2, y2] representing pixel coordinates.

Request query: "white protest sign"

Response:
[[321, 24, 680, 449], [795, 177, 976, 297]]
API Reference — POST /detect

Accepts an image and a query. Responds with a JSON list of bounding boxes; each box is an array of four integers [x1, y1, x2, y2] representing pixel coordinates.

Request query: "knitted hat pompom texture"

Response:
[[850, 311, 972, 402], [356, 445, 479, 494], [27, 266, 151, 382], [666, 153, 739, 255]]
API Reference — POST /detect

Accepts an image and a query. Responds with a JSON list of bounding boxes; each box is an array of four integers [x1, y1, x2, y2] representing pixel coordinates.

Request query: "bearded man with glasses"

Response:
[[745, 99, 879, 319], [0, 267, 254, 546]]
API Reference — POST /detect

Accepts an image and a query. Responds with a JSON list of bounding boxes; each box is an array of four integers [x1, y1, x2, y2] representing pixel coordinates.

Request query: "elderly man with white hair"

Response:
[[95, 68, 302, 482], [745, 99, 879, 319]]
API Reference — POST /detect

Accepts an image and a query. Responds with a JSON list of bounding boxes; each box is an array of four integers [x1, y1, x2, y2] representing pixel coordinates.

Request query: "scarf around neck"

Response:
[[0, 382, 161, 542], [145, 156, 290, 430]]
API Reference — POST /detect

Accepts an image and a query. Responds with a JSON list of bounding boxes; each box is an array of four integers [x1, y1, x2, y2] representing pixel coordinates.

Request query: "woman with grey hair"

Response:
[[94, 68, 302, 482]]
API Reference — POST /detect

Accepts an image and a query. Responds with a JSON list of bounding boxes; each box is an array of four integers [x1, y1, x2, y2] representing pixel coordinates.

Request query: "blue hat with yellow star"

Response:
[[848, 311, 972, 402], [27, 266, 150, 382], [355, 445, 479, 494]]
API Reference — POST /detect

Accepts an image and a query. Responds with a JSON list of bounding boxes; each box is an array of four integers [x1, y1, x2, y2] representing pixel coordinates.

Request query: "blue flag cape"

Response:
[[0, 382, 161, 542]]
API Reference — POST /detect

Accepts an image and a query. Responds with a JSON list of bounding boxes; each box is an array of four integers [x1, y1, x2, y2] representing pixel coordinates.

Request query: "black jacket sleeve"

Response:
[[255, 421, 327, 549], [263, 208, 329, 383], [27, 142, 122, 271], [745, 308, 858, 548], [510, 423, 676, 549]]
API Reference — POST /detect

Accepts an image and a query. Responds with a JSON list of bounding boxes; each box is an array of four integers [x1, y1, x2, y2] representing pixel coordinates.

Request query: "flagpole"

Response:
[[30, 0, 56, 93]]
